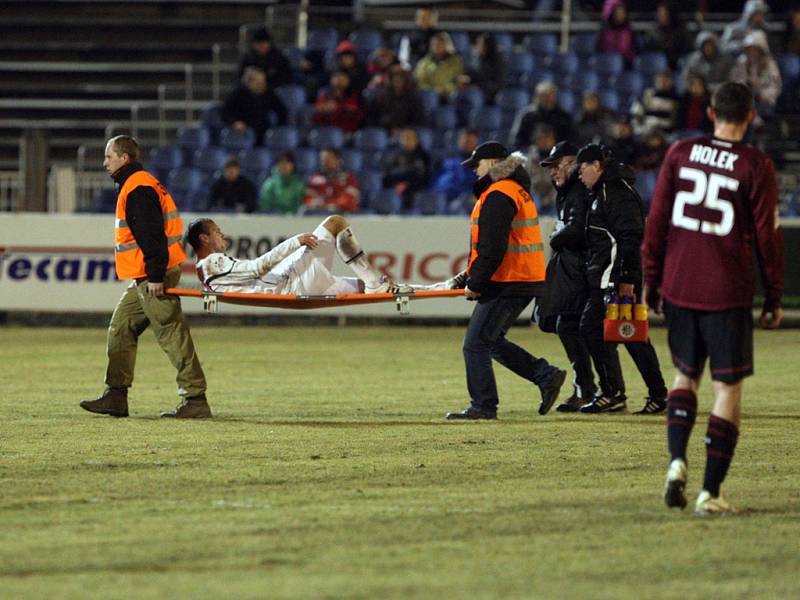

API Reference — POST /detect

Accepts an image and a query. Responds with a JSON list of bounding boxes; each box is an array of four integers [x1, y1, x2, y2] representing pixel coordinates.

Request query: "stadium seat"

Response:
[[673, 129, 705, 140], [557, 90, 576, 113], [192, 146, 228, 173], [370, 189, 403, 215], [634, 51, 669, 79], [147, 145, 183, 178], [263, 125, 301, 151], [274, 84, 308, 124], [492, 32, 514, 56], [508, 52, 536, 79], [167, 167, 205, 198], [296, 104, 318, 129], [353, 127, 389, 152], [176, 126, 211, 154], [200, 102, 225, 138], [598, 89, 621, 113], [340, 148, 365, 173], [524, 33, 558, 56], [359, 170, 384, 207], [573, 71, 600, 92], [238, 147, 274, 177], [550, 51, 579, 76], [307, 28, 339, 52], [634, 169, 658, 211], [307, 126, 345, 149], [186, 188, 210, 213], [219, 127, 255, 152], [414, 127, 434, 151], [569, 32, 596, 57], [293, 147, 319, 175], [520, 69, 555, 90], [553, 70, 574, 89], [778, 53, 800, 83], [496, 87, 530, 114], [615, 71, 645, 99], [469, 105, 502, 132], [451, 86, 484, 126], [286, 47, 306, 71], [433, 106, 458, 130], [417, 88, 440, 115], [349, 29, 384, 55], [590, 53, 624, 79], [448, 31, 471, 56], [89, 188, 117, 213], [411, 191, 447, 215]]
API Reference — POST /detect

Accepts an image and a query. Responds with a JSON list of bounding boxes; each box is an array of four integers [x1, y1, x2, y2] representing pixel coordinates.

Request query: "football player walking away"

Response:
[[642, 82, 784, 516]]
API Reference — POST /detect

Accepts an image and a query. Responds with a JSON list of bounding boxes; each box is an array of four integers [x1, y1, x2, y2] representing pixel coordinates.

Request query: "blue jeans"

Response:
[[463, 295, 556, 412]]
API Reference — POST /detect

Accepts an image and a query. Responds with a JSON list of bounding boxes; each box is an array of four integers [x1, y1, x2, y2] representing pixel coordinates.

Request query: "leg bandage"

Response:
[[336, 226, 382, 287]]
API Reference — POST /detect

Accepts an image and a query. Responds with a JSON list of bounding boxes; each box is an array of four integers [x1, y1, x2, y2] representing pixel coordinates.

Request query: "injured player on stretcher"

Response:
[[185, 216, 464, 295]]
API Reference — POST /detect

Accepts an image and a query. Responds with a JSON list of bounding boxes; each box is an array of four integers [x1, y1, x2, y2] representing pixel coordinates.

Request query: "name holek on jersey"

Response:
[[688, 143, 739, 172]]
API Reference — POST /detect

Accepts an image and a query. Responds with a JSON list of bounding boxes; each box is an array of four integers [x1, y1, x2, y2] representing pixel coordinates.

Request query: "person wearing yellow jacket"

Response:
[[446, 142, 566, 420], [80, 136, 210, 419]]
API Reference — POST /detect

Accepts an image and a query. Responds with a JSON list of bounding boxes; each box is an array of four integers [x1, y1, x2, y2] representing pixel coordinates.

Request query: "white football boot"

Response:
[[365, 275, 414, 294], [663, 458, 688, 510], [694, 490, 738, 516]]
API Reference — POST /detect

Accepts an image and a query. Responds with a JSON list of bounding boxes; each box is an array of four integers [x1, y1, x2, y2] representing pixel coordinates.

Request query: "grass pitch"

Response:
[[1, 323, 798, 600]]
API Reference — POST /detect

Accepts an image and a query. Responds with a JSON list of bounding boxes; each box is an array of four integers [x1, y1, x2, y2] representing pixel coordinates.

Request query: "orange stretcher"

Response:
[[166, 288, 465, 314]]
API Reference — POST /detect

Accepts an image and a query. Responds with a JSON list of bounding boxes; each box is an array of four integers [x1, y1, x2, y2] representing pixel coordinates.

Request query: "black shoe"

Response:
[[445, 407, 497, 420], [538, 369, 567, 415], [634, 396, 667, 414], [579, 393, 627, 414], [555, 393, 586, 413], [80, 387, 129, 417], [160, 394, 212, 419]]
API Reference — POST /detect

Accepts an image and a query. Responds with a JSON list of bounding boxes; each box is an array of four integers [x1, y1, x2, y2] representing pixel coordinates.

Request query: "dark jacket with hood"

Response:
[[466, 153, 546, 299], [584, 161, 645, 290], [542, 165, 591, 319]]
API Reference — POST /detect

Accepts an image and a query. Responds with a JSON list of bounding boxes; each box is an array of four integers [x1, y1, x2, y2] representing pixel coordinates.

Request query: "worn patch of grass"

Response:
[[1, 325, 798, 599]]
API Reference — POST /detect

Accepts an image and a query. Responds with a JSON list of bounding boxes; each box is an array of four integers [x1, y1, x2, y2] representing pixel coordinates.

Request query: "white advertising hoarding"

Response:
[[0, 213, 556, 318]]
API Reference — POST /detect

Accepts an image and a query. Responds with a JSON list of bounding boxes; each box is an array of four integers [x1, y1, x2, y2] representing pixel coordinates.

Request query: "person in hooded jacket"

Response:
[[721, 0, 770, 56], [446, 142, 566, 420], [536, 142, 598, 412], [575, 144, 667, 415], [681, 32, 734, 93]]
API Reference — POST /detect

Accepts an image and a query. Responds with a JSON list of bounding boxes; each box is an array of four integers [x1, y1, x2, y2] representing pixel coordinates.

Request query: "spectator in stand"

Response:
[[403, 7, 441, 66], [366, 47, 401, 91], [334, 40, 370, 94], [381, 128, 431, 210], [597, 0, 639, 67], [681, 32, 734, 93], [511, 81, 573, 150], [297, 49, 328, 103], [631, 70, 679, 135], [783, 9, 800, 55], [414, 32, 464, 101], [207, 157, 257, 213], [634, 128, 669, 172], [367, 65, 426, 131], [608, 115, 638, 166], [461, 32, 507, 104], [575, 91, 613, 145], [259, 151, 306, 214], [303, 147, 360, 213], [642, 2, 691, 70], [432, 128, 479, 207], [313, 71, 365, 134], [676, 75, 713, 132], [238, 27, 291, 88], [730, 30, 782, 121], [721, 0, 770, 56], [526, 124, 558, 215], [222, 67, 287, 146]]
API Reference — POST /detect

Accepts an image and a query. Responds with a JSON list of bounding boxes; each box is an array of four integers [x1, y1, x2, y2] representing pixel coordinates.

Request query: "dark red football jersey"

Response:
[[642, 135, 784, 311]]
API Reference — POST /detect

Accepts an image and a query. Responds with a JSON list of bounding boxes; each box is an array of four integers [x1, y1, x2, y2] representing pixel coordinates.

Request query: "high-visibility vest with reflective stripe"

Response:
[[468, 179, 546, 282], [114, 170, 186, 280]]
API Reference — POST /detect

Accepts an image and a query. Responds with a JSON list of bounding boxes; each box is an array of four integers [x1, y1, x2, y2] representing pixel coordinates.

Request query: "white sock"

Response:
[[323, 277, 363, 295], [336, 226, 383, 287]]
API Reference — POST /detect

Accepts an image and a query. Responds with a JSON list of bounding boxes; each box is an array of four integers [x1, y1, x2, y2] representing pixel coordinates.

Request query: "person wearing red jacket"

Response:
[[303, 147, 361, 213], [312, 71, 364, 134]]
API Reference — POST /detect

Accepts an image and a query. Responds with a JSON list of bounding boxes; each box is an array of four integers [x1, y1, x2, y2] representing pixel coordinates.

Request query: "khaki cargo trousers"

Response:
[[104, 266, 206, 397]]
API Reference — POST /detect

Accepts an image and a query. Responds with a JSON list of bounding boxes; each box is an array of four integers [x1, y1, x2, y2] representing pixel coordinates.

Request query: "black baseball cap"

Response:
[[539, 141, 579, 167], [575, 143, 605, 165], [461, 141, 509, 169]]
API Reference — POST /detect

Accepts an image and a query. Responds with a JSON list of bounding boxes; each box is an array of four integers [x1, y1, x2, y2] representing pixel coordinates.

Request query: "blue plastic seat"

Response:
[[370, 188, 403, 215], [470, 105, 502, 132], [574, 71, 600, 92], [293, 147, 319, 175], [349, 29, 384, 54], [598, 89, 621, 113], [615, 71, 645, 98], [176, 126, 211, 153], [353, 127, 389, 152], [451, 86, 485, 117], [238, 147, 274, 176], [89, 188, 117, 213], [340, 148, 365, 173], [778, 53, 800, 83], [147, 145, 183, 178], [193, 146, 228, 173], [591, 53, 624, 79], [414, 127, 434, 151], [274, 84, 308, 124], [433, 106, 458, 130], [412, 191, 447, 215], [186, 188, 210, 213], [263, 125, 301, 151], [496, 87, 530, 114], [307, 126, 345, 149], [359, 170, 384, 207], [307, 28, 339, 52], [508, 52, 536, 79], [167, 167, 205, 197], [520, 69, 555, 90], [493, 32, 514, 56], [448, 31, 471, 56], [557, 90, 576, 113], [570, 33, 596, 57], [417, 88, 440, 115], [524, 33, 558, 56], [634, 51, 669, 79], [219, 127, 255, 152], [201, 102, 224, 137], [551, 51, 579, 75]]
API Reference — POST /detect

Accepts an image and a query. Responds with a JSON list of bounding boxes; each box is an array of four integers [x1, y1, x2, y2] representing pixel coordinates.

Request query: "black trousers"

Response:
[[463, 295, 556, 412], [556, 315, 597, 399]]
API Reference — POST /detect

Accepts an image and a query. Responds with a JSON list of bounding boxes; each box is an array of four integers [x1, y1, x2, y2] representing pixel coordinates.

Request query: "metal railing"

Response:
[[0, 171, 24, 212]]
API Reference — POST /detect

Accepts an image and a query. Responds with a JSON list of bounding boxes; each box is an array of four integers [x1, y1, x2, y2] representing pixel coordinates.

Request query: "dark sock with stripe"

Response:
[[667, 389, 697, 462], [703, 415, 739, 497]]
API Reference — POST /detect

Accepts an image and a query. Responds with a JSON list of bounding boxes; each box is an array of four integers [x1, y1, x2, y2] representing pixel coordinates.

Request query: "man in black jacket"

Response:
[[446, 142, 566, 420], [237, 27, 291, 88], [537, 142, 598, 412], [576, 144, 667, 414], [222, 67, 287, 145]]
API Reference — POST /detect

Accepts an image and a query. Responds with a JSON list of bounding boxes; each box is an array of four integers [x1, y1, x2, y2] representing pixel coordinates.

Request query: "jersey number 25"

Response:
[[672, 167, 739, 237]]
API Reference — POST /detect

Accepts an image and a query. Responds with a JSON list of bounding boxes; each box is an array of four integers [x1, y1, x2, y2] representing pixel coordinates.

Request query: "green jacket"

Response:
[[259, 168, 306, 214], [413, 53, 464, 96]]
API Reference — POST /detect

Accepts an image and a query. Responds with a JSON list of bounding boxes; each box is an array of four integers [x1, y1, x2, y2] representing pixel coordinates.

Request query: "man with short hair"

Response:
[[642, 82, 784, 515], [445, 141, 566, 420], [303, 147, 361, 213], [80, 136, 210, 419]]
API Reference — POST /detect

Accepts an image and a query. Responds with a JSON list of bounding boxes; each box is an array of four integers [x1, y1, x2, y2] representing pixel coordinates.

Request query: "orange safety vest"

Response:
[[468, 179, 546, 282], [114, 170, 186, 280]]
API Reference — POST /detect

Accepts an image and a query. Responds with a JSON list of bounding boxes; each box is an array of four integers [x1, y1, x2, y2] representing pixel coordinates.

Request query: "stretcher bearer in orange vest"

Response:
[[80, 135, 211, 419], [445, 142, 566, 420]]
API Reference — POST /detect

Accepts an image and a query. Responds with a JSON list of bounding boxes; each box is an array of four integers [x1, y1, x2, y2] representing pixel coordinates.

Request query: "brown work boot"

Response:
[[160, 394, 212, 419], [80, 387, 129, 417]]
